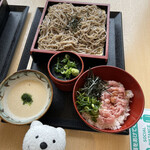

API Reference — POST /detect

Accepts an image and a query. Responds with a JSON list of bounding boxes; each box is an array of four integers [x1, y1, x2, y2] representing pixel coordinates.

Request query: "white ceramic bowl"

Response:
[[0, 70, 53, 125]]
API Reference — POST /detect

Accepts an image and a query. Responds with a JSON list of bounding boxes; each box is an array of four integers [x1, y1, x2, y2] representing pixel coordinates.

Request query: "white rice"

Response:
[[81, 87, 134, 130]]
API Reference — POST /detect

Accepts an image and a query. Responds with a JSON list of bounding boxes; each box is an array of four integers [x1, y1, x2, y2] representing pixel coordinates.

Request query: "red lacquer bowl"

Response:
[[73, 65, 145, 133], [48, 51, 84, 91]]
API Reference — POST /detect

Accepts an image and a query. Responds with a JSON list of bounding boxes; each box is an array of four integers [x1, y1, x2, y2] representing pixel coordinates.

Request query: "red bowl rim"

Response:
[[47, 51, 84, 83], [73, 65, 145, 133]]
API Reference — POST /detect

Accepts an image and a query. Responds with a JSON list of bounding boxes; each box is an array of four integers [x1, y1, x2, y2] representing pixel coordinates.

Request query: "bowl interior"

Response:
[[49, 52, 83, 81], [73, 66, 144, 133], [0, 70, 53, 125]]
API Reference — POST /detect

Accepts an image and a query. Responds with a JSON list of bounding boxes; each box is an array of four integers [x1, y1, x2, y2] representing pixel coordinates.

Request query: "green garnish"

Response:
[[76, 70, 110, 122], [21, 93, 33, 105], [76, 91, 100, 122], [71, 68, 80, 76], [54, 54, 80, 80]]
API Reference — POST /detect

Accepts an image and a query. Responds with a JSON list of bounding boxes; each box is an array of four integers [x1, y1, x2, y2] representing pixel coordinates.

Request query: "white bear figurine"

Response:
[[23, 120, 66, 150]]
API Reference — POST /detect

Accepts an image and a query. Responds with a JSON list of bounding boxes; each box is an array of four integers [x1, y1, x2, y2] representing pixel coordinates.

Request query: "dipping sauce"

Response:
[[5, 78, 48, 120]]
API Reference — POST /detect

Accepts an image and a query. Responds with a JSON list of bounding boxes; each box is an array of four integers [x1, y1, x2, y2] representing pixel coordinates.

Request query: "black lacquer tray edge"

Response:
[[0, 5, 29, 83]]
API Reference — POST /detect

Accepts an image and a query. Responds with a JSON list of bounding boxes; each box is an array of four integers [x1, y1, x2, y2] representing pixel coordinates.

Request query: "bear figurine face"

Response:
[[23, 121, 66, 150]]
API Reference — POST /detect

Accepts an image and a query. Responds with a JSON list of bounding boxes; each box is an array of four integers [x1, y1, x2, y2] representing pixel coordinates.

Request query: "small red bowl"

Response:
[[73, 65, 145, 133], [48, 51, 84, 91]]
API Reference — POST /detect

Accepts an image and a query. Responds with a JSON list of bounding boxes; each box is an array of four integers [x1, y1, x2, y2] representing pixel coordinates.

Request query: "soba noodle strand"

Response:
[[38, 3, 106, 55]]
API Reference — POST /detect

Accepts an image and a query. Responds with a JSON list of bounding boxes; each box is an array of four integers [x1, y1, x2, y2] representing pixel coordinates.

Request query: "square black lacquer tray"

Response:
[[0, 5, 29, 83], [18, 8, 128, 135]]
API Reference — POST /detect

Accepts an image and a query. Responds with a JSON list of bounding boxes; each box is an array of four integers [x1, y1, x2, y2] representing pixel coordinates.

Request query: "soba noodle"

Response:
[[38, 3, 106, 55]]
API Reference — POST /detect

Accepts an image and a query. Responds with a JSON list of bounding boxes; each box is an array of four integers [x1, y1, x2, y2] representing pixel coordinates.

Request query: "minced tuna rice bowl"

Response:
[[76, 75, 134, 130]]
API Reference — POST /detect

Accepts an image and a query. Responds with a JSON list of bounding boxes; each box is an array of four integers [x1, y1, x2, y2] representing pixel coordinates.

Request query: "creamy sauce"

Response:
[[6, 78, 48, 119]]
